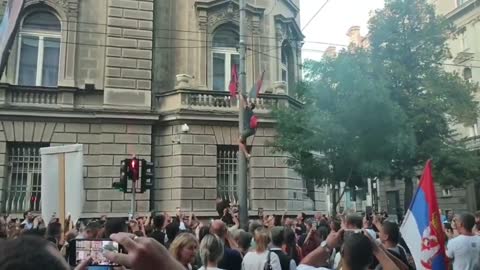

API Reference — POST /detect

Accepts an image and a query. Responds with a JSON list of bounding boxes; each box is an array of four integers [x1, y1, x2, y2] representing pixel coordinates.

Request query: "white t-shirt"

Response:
[[297, 264, 331, 270], [446, 234, 480, 270], [242, 250, 282, 270], [198, 267, 225, 270], [333, 252, 341, 269]]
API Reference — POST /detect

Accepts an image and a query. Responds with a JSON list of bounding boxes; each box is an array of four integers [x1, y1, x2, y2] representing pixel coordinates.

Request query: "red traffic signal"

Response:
[[129, 158, 139, 181]]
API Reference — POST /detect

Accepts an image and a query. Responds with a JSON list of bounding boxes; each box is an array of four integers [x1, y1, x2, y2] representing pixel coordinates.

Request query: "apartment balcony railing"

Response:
[[155, 88, 302, 116]]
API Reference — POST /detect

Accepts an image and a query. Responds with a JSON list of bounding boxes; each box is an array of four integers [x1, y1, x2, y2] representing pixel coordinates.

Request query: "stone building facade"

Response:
[[0, 0, 326, 217]]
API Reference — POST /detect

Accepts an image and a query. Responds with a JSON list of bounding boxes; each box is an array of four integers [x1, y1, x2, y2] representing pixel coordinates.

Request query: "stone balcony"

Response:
[[0, 83, 303, 122], [155, 88, 302, 122], [0, 83, 104, 110]]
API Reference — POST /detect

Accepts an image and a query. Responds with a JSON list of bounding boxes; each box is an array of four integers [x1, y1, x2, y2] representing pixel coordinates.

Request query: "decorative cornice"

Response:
[[0, 108, 159, 121], [274, 14, 305, 41], [445, 0, 479, 21], [24, 0, 78, 19], [281, 0, 300, 15], [195, 0, 265, 33], [195, 0, 265, 17]]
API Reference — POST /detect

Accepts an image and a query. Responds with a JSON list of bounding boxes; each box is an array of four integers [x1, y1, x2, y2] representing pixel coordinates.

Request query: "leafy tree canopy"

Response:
[[272, 0, 480, 209]]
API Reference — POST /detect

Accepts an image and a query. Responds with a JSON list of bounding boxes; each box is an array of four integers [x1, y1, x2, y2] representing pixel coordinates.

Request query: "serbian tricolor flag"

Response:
[[228, 64, 238, 97], [249, 70, 265, 98], [400, 160, 448, 270]]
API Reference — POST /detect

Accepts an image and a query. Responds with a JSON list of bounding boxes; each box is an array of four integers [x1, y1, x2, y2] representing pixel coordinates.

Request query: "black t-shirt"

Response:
[[295, 223, 306, 235], [218, 247, 242, 270], [244, 107, 254, 129], [149, 230, 165, 246]]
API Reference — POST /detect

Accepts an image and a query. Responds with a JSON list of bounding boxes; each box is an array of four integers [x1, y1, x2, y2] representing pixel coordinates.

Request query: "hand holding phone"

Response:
[[103, 233, 186, 270], [69, 239, 121, 267], [325, 228, 344, 249]]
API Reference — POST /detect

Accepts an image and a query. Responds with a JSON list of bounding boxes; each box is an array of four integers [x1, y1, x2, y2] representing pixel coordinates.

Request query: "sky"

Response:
[[299, 0, 385, 60]]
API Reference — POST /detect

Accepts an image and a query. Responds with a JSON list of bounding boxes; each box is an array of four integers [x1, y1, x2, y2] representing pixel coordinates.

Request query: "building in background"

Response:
[[0, 0, 329, 217]]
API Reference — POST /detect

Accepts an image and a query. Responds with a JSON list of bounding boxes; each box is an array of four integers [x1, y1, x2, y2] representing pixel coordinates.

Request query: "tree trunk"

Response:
[[331, 186, 337, 216], [404, 177, 413, 211], [332, 170, 352, 216]]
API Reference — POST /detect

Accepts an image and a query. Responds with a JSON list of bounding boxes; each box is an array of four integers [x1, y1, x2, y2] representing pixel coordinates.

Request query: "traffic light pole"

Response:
[[238, 0, 248, 230], [129, 181, 136, 220]]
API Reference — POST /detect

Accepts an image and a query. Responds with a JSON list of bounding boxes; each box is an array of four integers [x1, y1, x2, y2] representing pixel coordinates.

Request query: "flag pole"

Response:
[[238, 0, 248, 230]]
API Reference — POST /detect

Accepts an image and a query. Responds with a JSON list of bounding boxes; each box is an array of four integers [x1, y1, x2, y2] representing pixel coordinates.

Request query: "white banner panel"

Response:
[[40, 144, 84, 224]]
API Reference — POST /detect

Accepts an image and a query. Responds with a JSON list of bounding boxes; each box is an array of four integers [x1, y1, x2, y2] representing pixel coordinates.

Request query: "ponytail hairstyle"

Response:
[[199, 234, 224, 267]]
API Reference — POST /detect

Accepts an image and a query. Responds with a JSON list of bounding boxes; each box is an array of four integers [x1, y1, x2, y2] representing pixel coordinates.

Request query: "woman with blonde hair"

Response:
[[198, 234, 224, 270], [169, 233, 199, 270], [242, 227, 281, 270]]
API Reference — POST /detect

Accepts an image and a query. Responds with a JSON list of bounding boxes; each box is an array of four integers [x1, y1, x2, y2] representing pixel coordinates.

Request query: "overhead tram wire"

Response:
[[301, 0, 331, 31], [31, 19, 347, 46], [27, 22, 349, 49], [244, 0, 334, 61], [8, 36, 476, 69], [17, 19, 480, 68], [250, 46, 480, 69]]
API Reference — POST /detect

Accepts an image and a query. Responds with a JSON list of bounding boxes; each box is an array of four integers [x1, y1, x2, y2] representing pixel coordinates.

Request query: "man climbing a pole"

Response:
[[238, 93, 257, 159]]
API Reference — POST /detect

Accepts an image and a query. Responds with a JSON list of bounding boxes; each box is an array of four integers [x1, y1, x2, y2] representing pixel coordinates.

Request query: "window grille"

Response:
[[217, 145, 239, 202], [4, 143, 47, 213]]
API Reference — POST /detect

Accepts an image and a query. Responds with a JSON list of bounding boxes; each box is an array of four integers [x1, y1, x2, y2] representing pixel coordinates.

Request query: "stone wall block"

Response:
[[192, 200, 216, 211], [251, 200, 275, 210], [87, 189, 124, 201], [65, 123, 90, 133], [193, 135, 216, 145], [193, 156, 216, 166], [193, 178, 216, 188]]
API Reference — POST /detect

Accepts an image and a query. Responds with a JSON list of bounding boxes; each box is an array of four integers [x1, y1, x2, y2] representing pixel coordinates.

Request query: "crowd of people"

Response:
[[0, 201, 479, 270]]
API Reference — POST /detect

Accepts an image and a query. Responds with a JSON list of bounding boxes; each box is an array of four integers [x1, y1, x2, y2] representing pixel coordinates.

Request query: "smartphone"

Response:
[[69, 239, 121, 266]]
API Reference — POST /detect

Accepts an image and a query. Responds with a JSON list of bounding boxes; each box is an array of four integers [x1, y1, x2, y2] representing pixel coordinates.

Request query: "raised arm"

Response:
[[239, 93, 248, 109]]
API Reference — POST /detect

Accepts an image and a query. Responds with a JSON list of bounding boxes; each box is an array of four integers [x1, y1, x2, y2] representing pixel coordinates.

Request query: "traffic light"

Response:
[[140, 159, 154, 192], [113, 159, 130, 192], [128, 157, 139, 181]]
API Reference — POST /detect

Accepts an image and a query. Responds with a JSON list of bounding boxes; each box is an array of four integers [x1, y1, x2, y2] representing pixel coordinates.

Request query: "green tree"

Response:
[[273, 0, 480, 214], [369, 0, 480, 208], [272, 51, 414, 214]]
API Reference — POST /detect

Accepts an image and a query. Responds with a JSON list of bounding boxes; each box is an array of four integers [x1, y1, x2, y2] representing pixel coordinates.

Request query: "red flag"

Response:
[[249, 70, 265, 98], [228, 64, 238, 97]]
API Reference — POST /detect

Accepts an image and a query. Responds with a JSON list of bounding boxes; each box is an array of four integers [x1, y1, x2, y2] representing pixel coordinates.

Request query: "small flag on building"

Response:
[[249, 70, 265, 98], [400, 160, 448, 270], [228, 64, 238, 98]]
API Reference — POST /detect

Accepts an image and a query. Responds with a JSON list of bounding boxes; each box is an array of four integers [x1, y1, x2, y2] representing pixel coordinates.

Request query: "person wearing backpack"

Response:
[[242, 227, 281, 270], [238, 94, 257, 159], [375, 221, 413, 270]]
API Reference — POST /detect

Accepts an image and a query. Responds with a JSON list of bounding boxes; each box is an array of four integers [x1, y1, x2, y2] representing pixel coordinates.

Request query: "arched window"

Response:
[[17, 11, 61, 87], [212, 25, 239, 91], [463, 67, 472, 81], [281, 41, 294, 93]]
